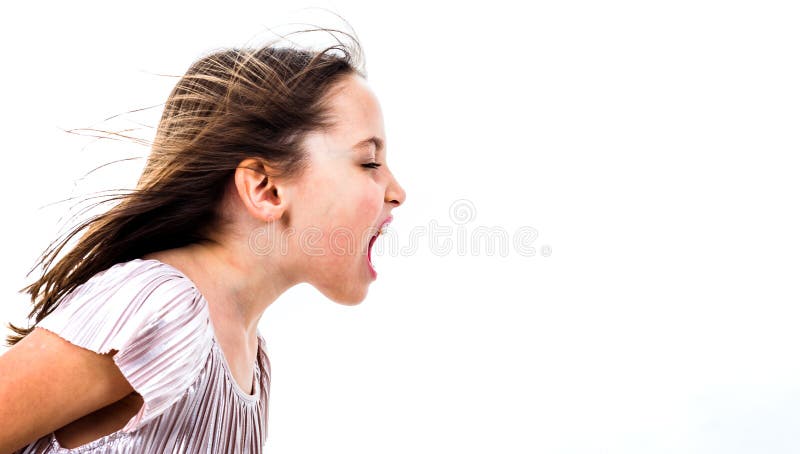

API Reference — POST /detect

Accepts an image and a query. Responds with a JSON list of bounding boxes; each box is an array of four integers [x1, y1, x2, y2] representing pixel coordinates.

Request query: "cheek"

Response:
[[294, 172, 344, 224], [320, 186, 383, 257], [323, 175, 382, 224], [355, 187, 382, 219], [292, 168, 383, 257]]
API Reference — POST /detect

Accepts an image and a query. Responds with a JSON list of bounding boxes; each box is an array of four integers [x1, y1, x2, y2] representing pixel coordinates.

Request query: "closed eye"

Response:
[[362, 162, 382, 169]]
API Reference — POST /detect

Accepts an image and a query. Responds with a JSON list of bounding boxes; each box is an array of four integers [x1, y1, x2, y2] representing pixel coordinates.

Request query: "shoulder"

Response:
[[39, 258, 212, 355], [48, 258, 203, 317], [66, 258, 201, 310], [36, 258, 216, 428]]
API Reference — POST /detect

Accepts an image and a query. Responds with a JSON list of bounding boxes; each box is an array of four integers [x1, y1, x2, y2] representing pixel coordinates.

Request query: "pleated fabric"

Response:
[[14, 258, 271, 453]]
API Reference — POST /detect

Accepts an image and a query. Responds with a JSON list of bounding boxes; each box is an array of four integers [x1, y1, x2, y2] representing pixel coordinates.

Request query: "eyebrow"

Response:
[[352, 136, 385, 153]]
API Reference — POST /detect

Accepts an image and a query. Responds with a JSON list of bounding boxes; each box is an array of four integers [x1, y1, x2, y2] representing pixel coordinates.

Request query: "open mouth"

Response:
[[367, 216, 393, 276], [368, 234, 378, 268]]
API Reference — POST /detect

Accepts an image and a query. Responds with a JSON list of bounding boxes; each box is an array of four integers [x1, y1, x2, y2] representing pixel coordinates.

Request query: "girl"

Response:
[[0, 28, 405, 453]]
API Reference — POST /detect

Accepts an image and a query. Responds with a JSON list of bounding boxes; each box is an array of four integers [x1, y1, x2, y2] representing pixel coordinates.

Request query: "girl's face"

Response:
[[282, 74, 406, 304]]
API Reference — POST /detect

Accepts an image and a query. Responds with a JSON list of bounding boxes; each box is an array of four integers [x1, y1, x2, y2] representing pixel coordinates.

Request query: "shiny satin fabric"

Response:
[[14, 259, 271, 453]]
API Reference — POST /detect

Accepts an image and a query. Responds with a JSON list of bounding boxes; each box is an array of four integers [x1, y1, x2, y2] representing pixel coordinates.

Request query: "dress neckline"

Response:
[[135, 257, 262, 402]]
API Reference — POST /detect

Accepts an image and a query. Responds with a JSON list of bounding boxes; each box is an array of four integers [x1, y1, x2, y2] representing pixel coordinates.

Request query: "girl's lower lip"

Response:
[[367, 256, 377, 279]]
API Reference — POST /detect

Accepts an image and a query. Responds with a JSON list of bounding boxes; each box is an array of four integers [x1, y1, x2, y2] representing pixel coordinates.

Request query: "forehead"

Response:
[[323, 74, 385, 148]]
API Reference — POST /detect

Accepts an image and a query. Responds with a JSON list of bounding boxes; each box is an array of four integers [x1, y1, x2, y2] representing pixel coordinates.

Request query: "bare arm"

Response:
[[0, 327, 135, 453]]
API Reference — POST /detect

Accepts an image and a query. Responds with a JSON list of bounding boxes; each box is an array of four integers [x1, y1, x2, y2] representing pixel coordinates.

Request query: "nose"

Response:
[[385, 173, 406, 207]]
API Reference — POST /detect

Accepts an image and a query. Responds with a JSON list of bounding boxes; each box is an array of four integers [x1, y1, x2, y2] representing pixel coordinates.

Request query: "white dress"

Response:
[[14, 258, 271, 453]]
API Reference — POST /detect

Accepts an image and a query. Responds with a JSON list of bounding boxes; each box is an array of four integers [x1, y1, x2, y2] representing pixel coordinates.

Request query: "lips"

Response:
[[377, 215, 393, 235]]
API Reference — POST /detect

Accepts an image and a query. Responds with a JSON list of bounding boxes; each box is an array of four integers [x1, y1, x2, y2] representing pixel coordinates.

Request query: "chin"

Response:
[[315, 282, 369, 306]]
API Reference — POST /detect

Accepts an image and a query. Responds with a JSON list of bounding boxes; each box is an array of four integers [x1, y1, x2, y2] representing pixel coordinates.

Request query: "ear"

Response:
[[233, 158, 287, 222]]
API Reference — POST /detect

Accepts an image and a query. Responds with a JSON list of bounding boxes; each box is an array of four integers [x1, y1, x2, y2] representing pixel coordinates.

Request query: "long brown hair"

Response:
[[6, 27, 365, 346]]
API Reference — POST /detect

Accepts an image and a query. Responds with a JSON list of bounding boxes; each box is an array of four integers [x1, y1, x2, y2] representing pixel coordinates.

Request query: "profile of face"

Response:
[[255, 73, 406, 305]]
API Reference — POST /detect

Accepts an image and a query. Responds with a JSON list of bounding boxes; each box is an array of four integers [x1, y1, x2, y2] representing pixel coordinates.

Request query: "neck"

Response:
[[145, 239, 296, 341]]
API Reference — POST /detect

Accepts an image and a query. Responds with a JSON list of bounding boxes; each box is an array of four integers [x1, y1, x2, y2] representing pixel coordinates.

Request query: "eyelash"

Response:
[[362, 162, 382, 169]]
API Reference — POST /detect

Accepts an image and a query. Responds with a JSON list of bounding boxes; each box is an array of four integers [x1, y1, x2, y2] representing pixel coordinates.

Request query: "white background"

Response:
[[1, 1, 799, 452]]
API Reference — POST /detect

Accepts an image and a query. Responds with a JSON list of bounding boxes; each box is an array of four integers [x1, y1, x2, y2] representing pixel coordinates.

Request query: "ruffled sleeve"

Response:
[[36, 258, 214, 431]]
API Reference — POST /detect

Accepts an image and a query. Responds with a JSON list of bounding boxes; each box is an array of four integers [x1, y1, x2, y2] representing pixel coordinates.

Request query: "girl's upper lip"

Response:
[[378, 214, 394, 231], [380, 215, 394, 230], [374, 215, 393, 237]]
